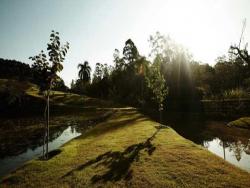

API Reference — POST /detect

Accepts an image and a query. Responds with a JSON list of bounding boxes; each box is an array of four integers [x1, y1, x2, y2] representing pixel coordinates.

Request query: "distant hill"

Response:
[[0, 79, 45, 116], [0, 58, 68, 92], [0, 79, 116, 117], [0, 58, 32, 81]]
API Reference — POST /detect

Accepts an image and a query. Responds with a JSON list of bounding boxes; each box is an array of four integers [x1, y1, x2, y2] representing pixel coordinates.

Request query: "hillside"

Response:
[[228, 117, 250, 129], [1, 79, 250, 187], [1, 109, 250, 187], [0, 79, 119, 117]]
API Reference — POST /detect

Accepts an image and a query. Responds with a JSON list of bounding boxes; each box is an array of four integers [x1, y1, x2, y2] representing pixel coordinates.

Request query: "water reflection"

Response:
[[0, 116, 88, 158], [169, 118, 250, 172], [1, 115, 250, 178], [203, 138, 250, 172], [0, 125, 81, 178]]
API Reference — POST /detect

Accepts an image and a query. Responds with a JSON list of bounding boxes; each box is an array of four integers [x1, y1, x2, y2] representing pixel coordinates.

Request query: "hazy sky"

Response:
[[0, 0, 250, 86]]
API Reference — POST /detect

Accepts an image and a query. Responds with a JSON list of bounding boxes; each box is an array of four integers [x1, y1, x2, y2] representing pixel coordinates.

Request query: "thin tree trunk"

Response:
[[159, 110, 162, 124], [43, 124, 46, 159], [141, 78, 143, 107], [159, 103, 163, 124], [223, 141, 226, 160], [43, 96, 48, 159], [46, 93, 50, 159]]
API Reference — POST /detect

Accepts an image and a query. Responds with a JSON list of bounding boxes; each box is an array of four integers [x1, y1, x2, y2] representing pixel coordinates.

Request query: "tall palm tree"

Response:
[[78, 61, 91, 83]]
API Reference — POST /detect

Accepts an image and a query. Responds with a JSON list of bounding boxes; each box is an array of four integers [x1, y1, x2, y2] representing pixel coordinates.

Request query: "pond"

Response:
[[0, 118, 82, 178], [0, 110, 112, 179], [170, 119, 250, 173], [1, 115, 250, 178]]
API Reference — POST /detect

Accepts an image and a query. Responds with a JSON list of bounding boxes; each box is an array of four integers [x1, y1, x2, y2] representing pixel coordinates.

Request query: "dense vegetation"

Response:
[[0, 58, 68, 92], [70, 32, 250, 113], [1, 29, 250, 186], [1, 32, 250, 114]]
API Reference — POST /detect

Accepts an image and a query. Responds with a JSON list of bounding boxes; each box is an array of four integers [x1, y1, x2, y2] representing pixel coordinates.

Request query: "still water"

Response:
[[0, 116, 250, 178], [0, 123, 81, 178], [170, 119, 250, 172], [204, 138, 250, 172]]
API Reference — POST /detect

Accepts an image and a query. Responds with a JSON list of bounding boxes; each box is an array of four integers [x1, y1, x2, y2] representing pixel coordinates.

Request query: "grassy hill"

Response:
[[0, 79, 119, 117], [0, 79, 43, 115], [228, 117, 250, 129], [1, 109, 250, 187], [0, 79, 120, 159], [1, 79, 250, 187]]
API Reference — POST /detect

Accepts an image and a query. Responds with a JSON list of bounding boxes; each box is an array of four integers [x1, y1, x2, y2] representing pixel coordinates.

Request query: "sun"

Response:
[[140, 0, 235, 64]]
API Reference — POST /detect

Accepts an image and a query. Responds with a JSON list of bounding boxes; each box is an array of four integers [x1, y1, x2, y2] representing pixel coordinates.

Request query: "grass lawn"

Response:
[[228, 117, 250, 129], [1, 109, 250, 187], [0, 79, 122, 117], [0, 79, 120, 158]]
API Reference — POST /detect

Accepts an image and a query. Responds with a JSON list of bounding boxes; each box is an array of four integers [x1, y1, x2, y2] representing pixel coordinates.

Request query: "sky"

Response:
[[0, 0, 250, 86]]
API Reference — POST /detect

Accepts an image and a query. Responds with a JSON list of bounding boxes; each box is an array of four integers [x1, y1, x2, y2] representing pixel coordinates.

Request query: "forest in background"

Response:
[[72, 32, 250, 111], [1, 32, 250, 113]]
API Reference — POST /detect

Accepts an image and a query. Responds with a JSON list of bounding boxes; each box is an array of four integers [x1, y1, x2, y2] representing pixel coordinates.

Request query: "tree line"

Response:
[[0, 58, 68, 92], [1, 30, 249, 157], [1, 31, 249, 112], [71, 32, 250, 112]]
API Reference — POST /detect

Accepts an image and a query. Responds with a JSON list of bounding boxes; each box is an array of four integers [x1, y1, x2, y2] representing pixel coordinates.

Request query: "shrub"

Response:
[[223, 88, 250, 99]]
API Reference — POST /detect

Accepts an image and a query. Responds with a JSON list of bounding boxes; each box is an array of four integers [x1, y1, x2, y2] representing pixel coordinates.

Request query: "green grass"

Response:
[[228, 117, 250, 129], [1, 79, 250, 187], [0, 79, 119, 157], [0, 79, 121, 117], [0, 110, 114, 156], [1, 110, 250, 187], [0, 79, 40, 99]]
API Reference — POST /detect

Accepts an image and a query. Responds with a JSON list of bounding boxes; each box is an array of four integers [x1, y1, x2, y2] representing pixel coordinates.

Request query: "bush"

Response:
[[223, 88, 250, 99]]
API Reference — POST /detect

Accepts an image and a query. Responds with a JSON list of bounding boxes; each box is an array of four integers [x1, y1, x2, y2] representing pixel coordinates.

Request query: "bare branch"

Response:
[[239, 18, 246, 48]]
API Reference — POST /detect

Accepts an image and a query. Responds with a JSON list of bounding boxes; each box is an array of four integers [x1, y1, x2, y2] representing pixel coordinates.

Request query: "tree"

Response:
[[53, 77, 68, 92], [78, 61, 91, 82], [113, 49, 125, 70], [102, 63, 111, 78], [29, 30, 69, 159], [123, 39, 139, 67], [148, 32, 203, 112], [92, 63, 103, 83], [77, 61, 91, 93], [146, 57, 168, 123], [134, 56, 149, 105], [70, 79, 75, 90], [87, 39, 150, 106], [149, 31, 178, 63], [0, 58, 33, 81], [229, 19, 250, 76]]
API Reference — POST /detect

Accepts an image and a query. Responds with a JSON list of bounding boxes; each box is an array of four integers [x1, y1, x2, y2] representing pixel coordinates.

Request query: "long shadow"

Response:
[[80, 113, 147, 139], [62, 126, 166, 183]]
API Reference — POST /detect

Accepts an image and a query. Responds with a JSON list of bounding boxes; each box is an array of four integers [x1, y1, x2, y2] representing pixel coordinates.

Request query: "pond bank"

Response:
[[228, 117, 250, 129], [168, 118, 250, 173], [2, 109, 250, 187], [0, 109, 115, 178], [202, 99, 250, 119]]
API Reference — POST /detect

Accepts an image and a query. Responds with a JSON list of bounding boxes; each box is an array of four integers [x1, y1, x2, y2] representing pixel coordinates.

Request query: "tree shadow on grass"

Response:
[[62, 126, 167, 183]]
